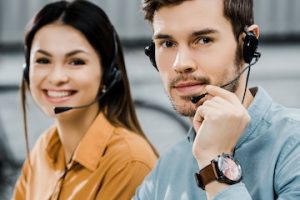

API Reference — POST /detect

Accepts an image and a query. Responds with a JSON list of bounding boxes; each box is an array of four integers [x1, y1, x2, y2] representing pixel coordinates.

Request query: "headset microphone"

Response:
[[54, 94, 103, 114], [190, 52, 260, 104], [54, 69, 122, 114]]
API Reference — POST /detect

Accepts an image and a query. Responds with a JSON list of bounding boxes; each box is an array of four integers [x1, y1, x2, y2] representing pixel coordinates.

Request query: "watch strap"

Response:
[[194, 162, 216, 190]]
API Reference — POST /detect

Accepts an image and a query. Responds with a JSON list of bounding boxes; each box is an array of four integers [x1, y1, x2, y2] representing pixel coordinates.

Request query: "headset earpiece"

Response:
[[102, 29, 123, 92], [104, 64, 122, 89], [112, 66, 122, 82], [243, 31, 259, 64], [23, 63, 30, 84], [144, 42, 157, 70]]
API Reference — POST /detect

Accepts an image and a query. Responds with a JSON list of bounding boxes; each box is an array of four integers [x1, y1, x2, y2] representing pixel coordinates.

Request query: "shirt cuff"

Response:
[[213, 183, 252, 200]]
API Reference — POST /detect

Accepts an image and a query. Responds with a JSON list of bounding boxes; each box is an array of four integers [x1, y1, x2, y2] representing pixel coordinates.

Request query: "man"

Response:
[[134, 0, 300, 199]]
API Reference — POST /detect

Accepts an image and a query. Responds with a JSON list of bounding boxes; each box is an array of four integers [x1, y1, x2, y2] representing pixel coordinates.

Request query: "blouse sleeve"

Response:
[[12, 159, 30, 200]]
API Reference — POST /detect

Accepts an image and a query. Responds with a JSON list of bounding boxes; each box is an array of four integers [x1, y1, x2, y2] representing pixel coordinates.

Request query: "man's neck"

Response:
[[242, 88, 254, 108]]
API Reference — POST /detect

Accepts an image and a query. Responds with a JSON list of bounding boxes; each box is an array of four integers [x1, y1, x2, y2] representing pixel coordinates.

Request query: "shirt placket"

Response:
[[50, 168, 68, 200], [50, 161, 75, 200]]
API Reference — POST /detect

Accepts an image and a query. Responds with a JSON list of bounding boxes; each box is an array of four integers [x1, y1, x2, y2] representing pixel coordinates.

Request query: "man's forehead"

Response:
[[152, 0, 224, 19], [152, 0, 229, 39]]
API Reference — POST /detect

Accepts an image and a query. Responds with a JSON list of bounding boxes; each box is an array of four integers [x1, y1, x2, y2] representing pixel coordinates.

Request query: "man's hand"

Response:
[[192, 85, 250, 168]]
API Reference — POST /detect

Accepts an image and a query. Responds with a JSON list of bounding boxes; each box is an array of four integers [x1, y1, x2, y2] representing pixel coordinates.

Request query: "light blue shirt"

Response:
[[134, 87, 300, 199]]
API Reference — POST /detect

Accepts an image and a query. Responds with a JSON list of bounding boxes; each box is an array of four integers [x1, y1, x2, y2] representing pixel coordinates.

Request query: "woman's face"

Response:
[[29, 23, 102, 118]]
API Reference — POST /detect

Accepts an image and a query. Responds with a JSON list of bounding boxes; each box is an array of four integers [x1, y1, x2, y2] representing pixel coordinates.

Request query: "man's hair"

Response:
[[142, 0, 254, 40]]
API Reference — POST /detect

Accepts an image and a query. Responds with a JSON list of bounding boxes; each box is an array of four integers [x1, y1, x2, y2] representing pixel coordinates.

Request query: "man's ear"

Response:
[[241, 24, 260, 64], [247, 24, 260, 39]]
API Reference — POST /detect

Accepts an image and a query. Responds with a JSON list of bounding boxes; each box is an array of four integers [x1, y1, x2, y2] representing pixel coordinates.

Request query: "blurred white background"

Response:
[[0, 0, 299, 199]]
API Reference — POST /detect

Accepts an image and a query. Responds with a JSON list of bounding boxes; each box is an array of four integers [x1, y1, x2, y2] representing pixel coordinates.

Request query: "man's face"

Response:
[[152, 0, 243, 117]]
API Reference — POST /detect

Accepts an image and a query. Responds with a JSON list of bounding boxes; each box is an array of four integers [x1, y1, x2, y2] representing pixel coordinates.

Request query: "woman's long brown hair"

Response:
[[21, 0, 158, 164]]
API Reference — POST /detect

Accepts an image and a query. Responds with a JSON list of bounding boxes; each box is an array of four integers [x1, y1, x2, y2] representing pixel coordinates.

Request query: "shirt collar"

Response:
[[46, 112, 115, 172], [72, 112, 115, 171], [46, 127, 65, 170], [187, 126, 196, 143], [236, 86, 273, 148]]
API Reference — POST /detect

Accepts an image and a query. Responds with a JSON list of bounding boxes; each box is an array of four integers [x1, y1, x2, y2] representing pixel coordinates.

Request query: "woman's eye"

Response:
[[70, 59, 85, 65], [36, 58, 50, 64]]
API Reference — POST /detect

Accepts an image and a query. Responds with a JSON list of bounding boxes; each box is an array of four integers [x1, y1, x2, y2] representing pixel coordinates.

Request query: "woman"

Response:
[[13, 0, 158, 199]]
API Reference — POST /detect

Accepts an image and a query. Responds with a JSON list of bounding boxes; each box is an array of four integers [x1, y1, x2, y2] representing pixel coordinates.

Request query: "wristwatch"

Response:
[[194, 153, 242, 190]]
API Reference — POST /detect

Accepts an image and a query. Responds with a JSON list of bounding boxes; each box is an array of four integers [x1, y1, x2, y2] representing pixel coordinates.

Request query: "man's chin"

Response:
[[168, 94, 197, 116], [177, 109, 195, 117], [170, 101, 196, 117]]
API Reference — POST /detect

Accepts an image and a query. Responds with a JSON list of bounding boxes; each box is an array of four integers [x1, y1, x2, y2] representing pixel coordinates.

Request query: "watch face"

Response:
[[218, 155, 242, 181]]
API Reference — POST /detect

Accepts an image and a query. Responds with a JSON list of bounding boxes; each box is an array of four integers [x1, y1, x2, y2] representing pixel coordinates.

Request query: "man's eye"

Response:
[[161, 40, 175, 48], [197, 37, 213, 45], [36, 58, 50, 64], [70, 59, 85, 65]]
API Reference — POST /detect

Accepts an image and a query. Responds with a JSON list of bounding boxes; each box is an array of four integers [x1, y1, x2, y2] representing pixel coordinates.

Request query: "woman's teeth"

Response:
[[47, 91, 72, 98]]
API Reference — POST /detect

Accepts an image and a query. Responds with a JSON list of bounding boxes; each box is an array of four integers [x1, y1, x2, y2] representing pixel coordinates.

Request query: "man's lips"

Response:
[[173, 82, 206, 95]]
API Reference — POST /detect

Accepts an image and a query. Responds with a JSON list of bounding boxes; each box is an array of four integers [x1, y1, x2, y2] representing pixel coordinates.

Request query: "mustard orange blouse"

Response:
[[12, 113, 157, 200]]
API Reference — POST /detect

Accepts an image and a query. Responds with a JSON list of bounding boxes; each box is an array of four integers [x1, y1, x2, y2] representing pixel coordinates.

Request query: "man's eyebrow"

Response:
[[192, 28, 219, 37], [153, 29, 218, 40], [153, 34, 173, 40]]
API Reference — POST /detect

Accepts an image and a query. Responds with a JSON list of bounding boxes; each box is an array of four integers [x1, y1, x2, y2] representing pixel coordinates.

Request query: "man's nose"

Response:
[[172, 46, 197, 73]]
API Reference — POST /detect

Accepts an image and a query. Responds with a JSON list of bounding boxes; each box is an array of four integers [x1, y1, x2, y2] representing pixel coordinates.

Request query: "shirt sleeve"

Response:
[[134, 159, 253, 200], [11, 159, 30, 200], [133, 172, 155, 200], [95, 160, 153, 200], [133, 160, 158, 200], [274, 134, 300, 199], [212, 183, 252, 200]]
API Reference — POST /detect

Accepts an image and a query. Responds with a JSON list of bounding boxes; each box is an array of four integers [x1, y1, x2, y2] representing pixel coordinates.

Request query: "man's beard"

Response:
[[167, 47, 243, 117]]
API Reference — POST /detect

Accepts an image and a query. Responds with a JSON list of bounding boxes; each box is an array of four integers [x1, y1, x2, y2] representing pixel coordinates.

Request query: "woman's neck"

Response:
[[55, 107, 99, 164]]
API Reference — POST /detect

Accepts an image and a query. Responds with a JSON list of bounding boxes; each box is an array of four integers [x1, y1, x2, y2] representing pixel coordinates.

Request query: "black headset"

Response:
[[144, 30, 259, 70], [242, 31, 259, 64], [23, 29, 122, 93], [101, 30, 123, 90]]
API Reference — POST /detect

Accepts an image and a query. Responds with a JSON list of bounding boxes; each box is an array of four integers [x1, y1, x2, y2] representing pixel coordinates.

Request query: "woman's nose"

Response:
[[48, 64, 69, 85]]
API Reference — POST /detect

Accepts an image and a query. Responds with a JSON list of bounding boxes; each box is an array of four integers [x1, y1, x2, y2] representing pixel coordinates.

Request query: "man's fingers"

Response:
[[205, 85, 240, 103]]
